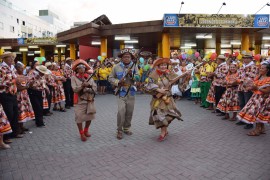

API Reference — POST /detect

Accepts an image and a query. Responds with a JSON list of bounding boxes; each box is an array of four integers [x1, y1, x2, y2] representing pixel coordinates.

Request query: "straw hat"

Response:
[[72, 59, 90, 71], [153, 58, 170, 67], [89, 59, 95, 62], [36, 65, 50, 75], [65, 57, 73, 62], [217, 55, 226, 60], [243, 52, 253, 58], [45, 62, 52, 67], [118, 48, 135, 59], [0, 51, 16, 59]]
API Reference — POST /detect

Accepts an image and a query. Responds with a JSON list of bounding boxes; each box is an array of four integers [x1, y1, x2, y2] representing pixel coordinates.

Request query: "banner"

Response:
[[24, 37, 57, 45], [163, 14, 269, 28]]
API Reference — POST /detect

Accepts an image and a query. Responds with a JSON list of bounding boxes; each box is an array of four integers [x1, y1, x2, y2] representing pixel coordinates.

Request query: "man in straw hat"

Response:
[[28, 65, 50, 127], [0, 52, 23, 141], [235, 52, 259, 129], [108, 48, 140, 140], [63, 57, 74, 109], [208, 55, 229, 116]]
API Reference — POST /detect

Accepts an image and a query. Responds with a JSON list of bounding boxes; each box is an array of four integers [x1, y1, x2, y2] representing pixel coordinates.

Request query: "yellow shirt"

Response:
[[98, 68, 109, 80]]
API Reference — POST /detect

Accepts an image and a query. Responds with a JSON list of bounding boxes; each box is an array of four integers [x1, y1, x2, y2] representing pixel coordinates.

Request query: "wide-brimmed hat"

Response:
[[65, 57, 73, 62], [202, 58, 209, 62], [72, 59, 90, 71], [0, 51, 16, 59], [217, 55, 226, 60], [45, 62, 52, 67], [36, 65, 50, 75], [89, 59, 95, 62], [243, 52, 253, 58], [153, 58, 170, 67], [118, 48, 135, 59]]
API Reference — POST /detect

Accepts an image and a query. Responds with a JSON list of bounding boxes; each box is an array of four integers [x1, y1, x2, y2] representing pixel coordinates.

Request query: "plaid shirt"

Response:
[[213, 62, 228, 87], [28, 70, 47, 91], [0, 62, 17, 95], [64, 63, 73, 79], [237, 62, 259, 92]]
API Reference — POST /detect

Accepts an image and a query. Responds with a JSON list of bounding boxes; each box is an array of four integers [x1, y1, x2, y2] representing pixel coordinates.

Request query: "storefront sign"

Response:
[[163, 14, 269, 28], [24, 37, 57, 45]]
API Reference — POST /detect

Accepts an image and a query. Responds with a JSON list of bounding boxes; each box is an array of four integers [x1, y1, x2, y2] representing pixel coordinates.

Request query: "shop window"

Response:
[[10, 26, 14, 33], [17, 18, 19, 24], [22, 21, 25, 26]]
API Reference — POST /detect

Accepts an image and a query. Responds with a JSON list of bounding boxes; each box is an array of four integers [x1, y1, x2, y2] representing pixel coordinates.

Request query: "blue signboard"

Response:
[[254, 14, 269, 28], [17, 38, 24, 45], [163, 14, 179, 27]]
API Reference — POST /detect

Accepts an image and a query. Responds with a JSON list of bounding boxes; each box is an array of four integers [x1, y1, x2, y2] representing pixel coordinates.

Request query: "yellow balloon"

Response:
[[187, 49, 193, 55], [237, 54, 242, 60]]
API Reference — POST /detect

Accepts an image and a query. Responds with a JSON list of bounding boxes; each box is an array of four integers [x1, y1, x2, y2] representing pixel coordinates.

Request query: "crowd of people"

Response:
[[0, 49, 270, 148]]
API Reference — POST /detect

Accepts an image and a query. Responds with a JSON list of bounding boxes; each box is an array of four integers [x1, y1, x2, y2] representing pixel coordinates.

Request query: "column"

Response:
[[58, 47, 61, 62], [157, 42, 162, 58], [22, 52, 27, 65], [40, 47, 45, 57], [70, 44, 76, 60], [241, 33, 249, 53], [216, 37, 221, 55], [120, 41, 125, 50], [255, 44, 261, 55], [100, 37, 107, 58], [0, 47, 4, 55], [162, 33, 170, 58]]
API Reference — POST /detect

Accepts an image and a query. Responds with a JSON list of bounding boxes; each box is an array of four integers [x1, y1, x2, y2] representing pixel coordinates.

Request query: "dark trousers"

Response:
[[0, 93, 19, 137], [44, 86, 53, 114], [28, 89, 44, 126], [215, 86, 226, 113], [63, 79, 74, 107], [238, 91, 253, 110]]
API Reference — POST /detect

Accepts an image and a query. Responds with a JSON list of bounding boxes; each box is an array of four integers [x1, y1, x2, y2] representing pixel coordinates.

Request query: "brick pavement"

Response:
[[0, 94, 270, 180]]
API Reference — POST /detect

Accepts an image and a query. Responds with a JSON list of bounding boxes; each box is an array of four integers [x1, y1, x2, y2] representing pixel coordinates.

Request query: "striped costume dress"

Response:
[[16, 75, 35, 123], [237, 76, 270, 124], [0, 104, 12, 135], [217, 73, 240, 113]]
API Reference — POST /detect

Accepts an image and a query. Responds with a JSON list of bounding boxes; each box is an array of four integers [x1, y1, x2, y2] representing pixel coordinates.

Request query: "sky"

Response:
[[9, 0, 270, 25]]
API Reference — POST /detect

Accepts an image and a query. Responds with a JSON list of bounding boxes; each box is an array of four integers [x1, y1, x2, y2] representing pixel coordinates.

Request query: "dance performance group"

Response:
[[1, 48, 270, 148]]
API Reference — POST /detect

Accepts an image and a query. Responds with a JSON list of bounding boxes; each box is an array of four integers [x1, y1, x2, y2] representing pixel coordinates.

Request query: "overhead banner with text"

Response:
[[163, 14, 269, 28]]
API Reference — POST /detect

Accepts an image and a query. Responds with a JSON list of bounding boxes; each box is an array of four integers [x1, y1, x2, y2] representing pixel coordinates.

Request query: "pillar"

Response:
[[70, 44, 76, 60], [241, 33, 249, 53], [216, 36, 221, 55], [162, 33, 170, 58], [100, 37, 107, 59], [0, 47, 4, 56], [120, 41, 125, 50], [255, 44, 261, 55], [22, 52, 27, 65], [40, 47, 45, 57], [58, 47, 61, 62], [157, 42, 162, 58]]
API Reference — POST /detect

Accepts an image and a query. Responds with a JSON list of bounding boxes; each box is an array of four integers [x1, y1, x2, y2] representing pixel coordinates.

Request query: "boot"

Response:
[[84, 128, 91, 137], [80, 130, 87, 142]]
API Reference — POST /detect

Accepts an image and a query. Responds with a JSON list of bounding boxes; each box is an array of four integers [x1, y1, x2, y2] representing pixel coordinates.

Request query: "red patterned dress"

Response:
[[16, 75, 35, 123], [206, 81, 215, 104], [237, 76, 270, 124], [51, 70, 66, 103], [257, 92, 270, 124], [0, 104, 12, 135], [217, 73, 240, 113]]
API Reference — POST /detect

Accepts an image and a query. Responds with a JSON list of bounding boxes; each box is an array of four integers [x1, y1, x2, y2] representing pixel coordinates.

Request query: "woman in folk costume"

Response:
[[237, 61, 270, 136], [28, 65, 50, 127], [144, 58, 183, 141], [71, 59, 97, 142], [15, 62, 35, 133], [206, 60, 217, 111], [51, 63, 66, 112], [0, 103, 12, 149], [191, 61, 201, 104], [216, 63, 240, 121]]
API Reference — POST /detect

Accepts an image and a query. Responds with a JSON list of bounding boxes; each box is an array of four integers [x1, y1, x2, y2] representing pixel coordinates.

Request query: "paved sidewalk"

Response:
[[1, 94, 270, 180]]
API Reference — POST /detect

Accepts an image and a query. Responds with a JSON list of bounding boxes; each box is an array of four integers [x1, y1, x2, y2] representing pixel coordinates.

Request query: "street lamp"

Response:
[[217, 2, 226, 14], [178, 1, 184, 14], [255, 2, 270, 14]]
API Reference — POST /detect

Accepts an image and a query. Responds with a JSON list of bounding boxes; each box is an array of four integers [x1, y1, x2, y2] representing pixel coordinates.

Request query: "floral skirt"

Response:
[[191, 80, 201, 97], [17, 90, 35, 123], [237, 94, 265, 124], [206, 83, 215, 104], [257, 96, 270, 124], [217, 87, 240, 113], [0, 104, 12, 135]]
